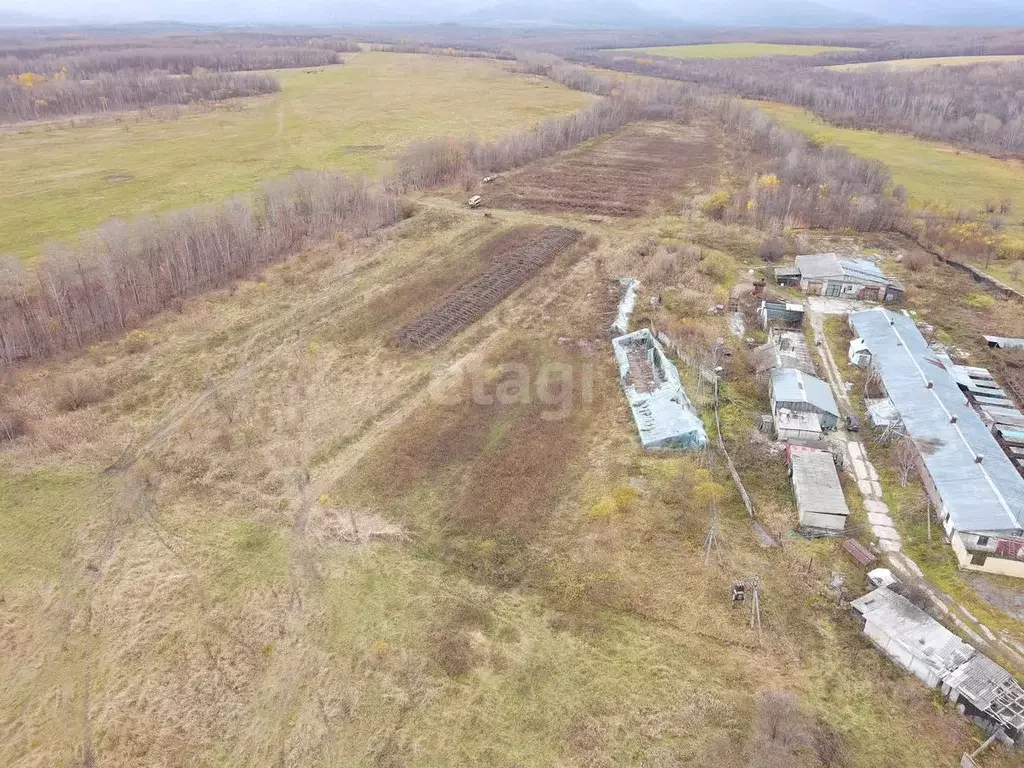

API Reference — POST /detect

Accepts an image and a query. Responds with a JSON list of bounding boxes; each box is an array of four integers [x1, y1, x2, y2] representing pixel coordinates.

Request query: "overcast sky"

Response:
[[1, 0, 1019, 27]]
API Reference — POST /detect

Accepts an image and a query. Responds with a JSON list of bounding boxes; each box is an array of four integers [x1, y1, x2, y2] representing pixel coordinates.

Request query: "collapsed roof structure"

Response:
[[852, 586, 1024, 745], [612, 329, 708, 450]]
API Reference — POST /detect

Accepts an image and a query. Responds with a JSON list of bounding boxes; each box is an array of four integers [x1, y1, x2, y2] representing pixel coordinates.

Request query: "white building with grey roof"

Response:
[[850, 307, 1024, 579], [776, 253, 904, 303], [852, 586, 1024, 745]]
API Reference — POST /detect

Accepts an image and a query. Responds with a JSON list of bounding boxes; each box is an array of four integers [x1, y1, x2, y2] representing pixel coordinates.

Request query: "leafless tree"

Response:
[[894, 437, 919, 487]]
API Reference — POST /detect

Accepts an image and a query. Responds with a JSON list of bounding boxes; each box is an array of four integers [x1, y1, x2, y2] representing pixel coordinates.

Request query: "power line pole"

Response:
[[704, 499, 722, 568], [750, 576, 763, 647]]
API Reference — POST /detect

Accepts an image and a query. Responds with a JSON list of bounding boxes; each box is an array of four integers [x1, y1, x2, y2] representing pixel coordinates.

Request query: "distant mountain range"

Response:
[[4, 0, 1024, 28]]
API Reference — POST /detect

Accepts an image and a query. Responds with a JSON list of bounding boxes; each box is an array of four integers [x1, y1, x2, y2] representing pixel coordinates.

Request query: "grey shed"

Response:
[[770, 368, 840, 430]]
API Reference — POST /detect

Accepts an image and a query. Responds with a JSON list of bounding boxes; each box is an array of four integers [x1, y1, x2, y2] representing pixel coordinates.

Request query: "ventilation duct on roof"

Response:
[[975, 454, 985, 464], [950, 414, 958, 424], [926, 381, 934, 389]]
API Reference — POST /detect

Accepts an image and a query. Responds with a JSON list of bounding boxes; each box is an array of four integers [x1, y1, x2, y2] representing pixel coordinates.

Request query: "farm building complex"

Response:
[[850, 307, 1024, 579], [776, 253, 904, 303]]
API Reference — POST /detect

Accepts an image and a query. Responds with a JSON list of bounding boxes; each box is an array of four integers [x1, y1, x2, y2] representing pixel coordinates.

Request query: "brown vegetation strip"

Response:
[[394, 226, 581, 349], [487, 124, 717, 217]]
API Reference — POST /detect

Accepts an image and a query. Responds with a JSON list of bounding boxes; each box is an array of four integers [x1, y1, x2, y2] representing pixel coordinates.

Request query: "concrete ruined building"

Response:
[[612, 328, 708, 450], [752, 328, 816, 378], [769, 368, 840, 438], [787, 444, 850, 534], [776, 253, 904, 303], [850, 307, 1024, 579], [611, 278, 638, 336], [852, 586, 1024, 746]]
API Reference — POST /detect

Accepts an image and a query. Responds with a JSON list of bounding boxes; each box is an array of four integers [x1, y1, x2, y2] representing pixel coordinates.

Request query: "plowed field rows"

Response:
[[395, 226, 581, 348], [487, 122, 718, 217]]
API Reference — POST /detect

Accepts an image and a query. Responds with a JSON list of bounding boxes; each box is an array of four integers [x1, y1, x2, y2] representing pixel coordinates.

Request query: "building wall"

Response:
[[799, 509, 847, 532], [777, 426, 821, 442], [863, 620, 943, 687], [951, 533, 1024, 578]]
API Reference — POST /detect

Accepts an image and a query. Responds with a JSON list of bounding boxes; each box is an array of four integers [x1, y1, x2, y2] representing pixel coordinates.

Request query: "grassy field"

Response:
[[2, 120, 1020, 764], [614, 42, 858, 59], [0, 51, 590, 260], [755, 101, 1024, 225], [827, 54, 1024, 71]]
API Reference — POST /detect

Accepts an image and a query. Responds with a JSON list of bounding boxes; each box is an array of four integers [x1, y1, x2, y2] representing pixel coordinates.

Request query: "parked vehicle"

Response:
[[846, 414, 860, 432]]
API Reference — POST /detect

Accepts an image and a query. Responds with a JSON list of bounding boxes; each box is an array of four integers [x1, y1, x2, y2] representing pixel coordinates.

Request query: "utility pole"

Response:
[[704, 499, 721, 568], [750, 576, 763, 647]]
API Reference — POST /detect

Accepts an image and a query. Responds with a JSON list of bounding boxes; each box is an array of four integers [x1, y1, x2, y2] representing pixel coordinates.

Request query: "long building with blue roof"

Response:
[[850, 307, 1024, 579]]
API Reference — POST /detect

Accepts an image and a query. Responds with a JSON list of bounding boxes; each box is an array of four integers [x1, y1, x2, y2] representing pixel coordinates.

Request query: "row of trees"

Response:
[[0, 173, 403, 366], [349, 25, 1024, 60], [0, 71, 280, 123], [0, 54, 907, 368], [584, 50, 1024, 157], [0, 47, 344, 79]]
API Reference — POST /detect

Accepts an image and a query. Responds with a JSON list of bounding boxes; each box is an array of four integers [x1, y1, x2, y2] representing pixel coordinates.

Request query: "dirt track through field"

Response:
[[395, 225, 581, 349]]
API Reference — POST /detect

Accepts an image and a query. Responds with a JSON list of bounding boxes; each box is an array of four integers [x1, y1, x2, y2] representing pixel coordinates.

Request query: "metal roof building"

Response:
[[850, 307, 1024, 536], [770, 368, 840, 430], [984, 335, 1024, 350], [853, 586, 1024, 745], [797, 253, 891, 285], [851, 586, 975, 688], [942, 653, 1024, 742], [790, 449, 849, 532]]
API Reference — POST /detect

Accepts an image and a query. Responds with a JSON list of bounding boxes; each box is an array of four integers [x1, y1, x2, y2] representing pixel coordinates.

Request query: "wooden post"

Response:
[[927, 499, 932, 543]]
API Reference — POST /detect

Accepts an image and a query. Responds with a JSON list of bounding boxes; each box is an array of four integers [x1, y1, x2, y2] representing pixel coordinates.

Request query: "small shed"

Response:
[[789, 448, 849, 533], [774, 265, 801, 287], [758, 300, 804, 330], [770, 368, 840, 431]]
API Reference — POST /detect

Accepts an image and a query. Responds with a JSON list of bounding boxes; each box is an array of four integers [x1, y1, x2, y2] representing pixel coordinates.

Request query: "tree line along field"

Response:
[[611, 42, 860, 59], [826, 54, 1024, 71], [754, 101, 1024, 238], [0, 51, 590, 260]]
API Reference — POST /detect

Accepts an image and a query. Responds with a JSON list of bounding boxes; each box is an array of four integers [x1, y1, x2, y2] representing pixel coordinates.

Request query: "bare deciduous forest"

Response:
[[0, 71, 280, 122], [0, 30, 360, 122], [0, 53, 904, 366], [582, 51, 1024, 156]]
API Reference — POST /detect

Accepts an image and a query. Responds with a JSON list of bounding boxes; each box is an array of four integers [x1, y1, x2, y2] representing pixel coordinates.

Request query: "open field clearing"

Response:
[[827, 55, 1024, 71], [612, 43, 859, 59], [2, 120, 1021, 762], [0, 51, 590, 260], [487, 121, 722, 216], [755, 101, 1024, 237]]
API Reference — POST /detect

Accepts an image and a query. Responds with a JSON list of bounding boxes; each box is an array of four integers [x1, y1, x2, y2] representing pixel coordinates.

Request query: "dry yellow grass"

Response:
[[2, 127, 1021, 766]]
